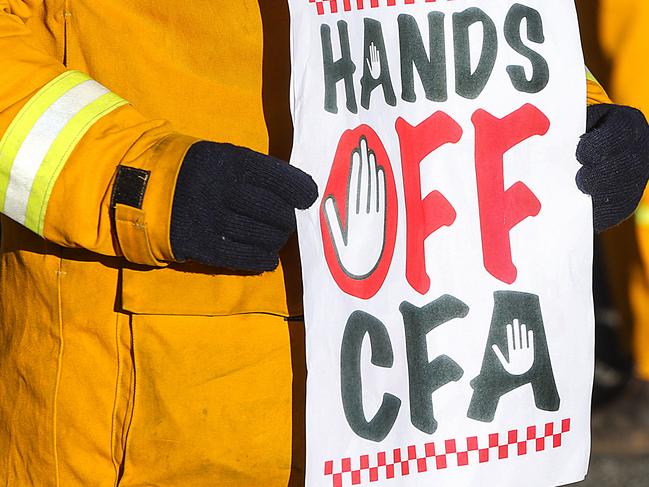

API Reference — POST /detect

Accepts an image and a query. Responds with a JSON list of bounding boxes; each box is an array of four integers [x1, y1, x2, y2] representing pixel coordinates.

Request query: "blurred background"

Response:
[[575, 1, 649, 485]]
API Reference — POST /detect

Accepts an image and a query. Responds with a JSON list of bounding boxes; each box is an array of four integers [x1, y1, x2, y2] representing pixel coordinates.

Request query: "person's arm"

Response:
[[0, 3, 316, 270]]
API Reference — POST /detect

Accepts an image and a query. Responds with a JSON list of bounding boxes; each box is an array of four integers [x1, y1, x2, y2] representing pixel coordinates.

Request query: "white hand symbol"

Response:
[[324, 137, 387, 279], [367, 42, 381, 79], [492, 319, 535, 376]]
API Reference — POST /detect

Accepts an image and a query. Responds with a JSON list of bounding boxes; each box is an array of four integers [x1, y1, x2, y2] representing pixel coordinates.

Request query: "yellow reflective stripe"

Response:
[[25, 92, 128, 234], [0, 70, 127, 234], [0, 71, 90, 212], [586, 67, 598, 85], [637, 203, 649, 226]]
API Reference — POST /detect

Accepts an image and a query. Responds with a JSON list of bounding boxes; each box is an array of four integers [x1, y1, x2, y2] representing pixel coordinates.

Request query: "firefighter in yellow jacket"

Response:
[[0, 1, 316, 485], [0, 1, 648, 486], [578, 0, 649, 449], [599, 0, 649, 432], [597, 0, 649, 394]]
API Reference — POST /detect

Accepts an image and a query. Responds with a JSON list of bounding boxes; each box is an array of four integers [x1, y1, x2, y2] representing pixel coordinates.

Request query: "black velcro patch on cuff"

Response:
[[111, 166, 151, 209]]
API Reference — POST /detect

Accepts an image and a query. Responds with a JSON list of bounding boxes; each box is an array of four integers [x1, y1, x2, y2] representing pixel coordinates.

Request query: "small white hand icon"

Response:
[[367, 42, 381, 79], [492, 319, 535, 376], [324, 137, 387, 279]]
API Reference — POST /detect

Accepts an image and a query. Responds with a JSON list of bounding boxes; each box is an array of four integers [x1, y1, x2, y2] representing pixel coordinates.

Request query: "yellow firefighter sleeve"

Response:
[[0, 3, 197, 266], [586, 67, 612, 106]]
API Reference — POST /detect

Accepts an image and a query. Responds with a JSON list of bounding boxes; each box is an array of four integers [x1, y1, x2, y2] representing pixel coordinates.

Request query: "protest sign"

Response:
[[288, 1, 594, 485]]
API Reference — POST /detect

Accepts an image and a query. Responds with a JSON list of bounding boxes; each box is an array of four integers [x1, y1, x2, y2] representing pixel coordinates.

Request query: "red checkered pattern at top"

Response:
[[323, 418, 571, 487], [308, 0, 455, 16]]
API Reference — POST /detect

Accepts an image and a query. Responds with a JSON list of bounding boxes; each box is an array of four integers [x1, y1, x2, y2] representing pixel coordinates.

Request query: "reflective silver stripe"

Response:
[[3, 79, 109, 225]]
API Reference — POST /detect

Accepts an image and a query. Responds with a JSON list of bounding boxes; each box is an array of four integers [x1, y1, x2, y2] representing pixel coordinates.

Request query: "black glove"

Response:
[[576, 104, 649, 233], [170, 141, 318, 272]]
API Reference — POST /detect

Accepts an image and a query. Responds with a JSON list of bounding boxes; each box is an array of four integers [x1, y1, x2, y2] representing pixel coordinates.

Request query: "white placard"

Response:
[[289, 1, 593, 486]]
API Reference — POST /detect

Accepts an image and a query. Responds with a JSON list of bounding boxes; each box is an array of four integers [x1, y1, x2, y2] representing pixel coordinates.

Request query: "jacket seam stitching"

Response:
[[52, 259, 65, 487], [110, 313, 122, 484]]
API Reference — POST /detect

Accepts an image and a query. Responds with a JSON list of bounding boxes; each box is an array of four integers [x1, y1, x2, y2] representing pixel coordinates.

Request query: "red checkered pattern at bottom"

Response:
[[323, 418, 571, 487], [307, 0, 454, 16]]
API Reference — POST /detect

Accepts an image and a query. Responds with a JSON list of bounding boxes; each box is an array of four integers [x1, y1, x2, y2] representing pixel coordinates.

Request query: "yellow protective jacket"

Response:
[[0, 1, 305, 486], [0, 1, 609, 485]]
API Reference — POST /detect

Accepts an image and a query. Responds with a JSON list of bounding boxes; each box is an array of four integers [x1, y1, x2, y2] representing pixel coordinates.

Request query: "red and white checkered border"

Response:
[[323, 418, 571, 486], [308, 0, 455, 16]]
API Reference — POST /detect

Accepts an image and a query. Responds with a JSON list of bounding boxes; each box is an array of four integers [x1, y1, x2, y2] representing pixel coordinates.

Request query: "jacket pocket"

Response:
[[120, 243, 305, 318]]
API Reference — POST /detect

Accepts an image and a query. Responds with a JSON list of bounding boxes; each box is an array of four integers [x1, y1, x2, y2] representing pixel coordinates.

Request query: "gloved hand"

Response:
[[170, 141, 318, 272], [576, 103, 649, 233]]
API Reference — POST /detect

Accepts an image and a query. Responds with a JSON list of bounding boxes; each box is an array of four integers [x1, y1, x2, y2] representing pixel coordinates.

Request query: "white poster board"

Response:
[[289, 1, 594, 486]]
